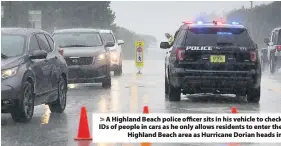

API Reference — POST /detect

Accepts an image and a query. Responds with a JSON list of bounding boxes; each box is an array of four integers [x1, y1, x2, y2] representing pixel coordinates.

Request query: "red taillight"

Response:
[[249, 51, 257, 62], [176, 48, 185, 60], [277, 45, 281, 52], [58, 48, 64, 56]]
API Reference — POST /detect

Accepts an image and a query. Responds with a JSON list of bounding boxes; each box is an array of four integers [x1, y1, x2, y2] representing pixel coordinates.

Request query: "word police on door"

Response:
[[135, 41, 144, 68]]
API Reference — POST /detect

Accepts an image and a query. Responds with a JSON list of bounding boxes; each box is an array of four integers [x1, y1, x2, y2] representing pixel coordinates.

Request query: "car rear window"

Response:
[[1, 35, 26, 57], [53, 32, 103, 48], [183, 27, 255, 47]]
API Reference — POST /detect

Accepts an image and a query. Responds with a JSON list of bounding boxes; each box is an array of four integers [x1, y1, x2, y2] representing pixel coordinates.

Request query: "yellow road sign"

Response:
[[135, 41, 144, 68]]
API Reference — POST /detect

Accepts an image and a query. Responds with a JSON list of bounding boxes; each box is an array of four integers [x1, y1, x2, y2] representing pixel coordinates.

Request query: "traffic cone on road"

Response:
[[141, 106, 151, 146], [143, 106, 149, 114], [74, 106, 93, 141], [231, 106, 237, 113]]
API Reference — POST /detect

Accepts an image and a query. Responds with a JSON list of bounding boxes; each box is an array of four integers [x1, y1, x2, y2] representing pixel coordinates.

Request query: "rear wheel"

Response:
[[165, 75, 168, 94], [102, 66, 112, 88], [167, 77, 181, 101], [247, 86, 260, 103], [49, 76, 67, 113], [11, 81, 34, 123]]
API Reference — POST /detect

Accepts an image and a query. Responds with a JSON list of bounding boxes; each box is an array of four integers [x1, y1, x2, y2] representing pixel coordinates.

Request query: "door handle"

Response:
[[54, 56, 58, 59]]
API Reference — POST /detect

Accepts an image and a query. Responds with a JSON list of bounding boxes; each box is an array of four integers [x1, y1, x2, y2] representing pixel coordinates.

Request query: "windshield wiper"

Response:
[[1, 53, 8, 59], [59, 45, 92, 48]]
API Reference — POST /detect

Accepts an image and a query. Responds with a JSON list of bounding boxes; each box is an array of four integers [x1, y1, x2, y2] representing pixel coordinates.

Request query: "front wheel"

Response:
[[114, 59, 122, 76], [102, 66, 112, 88], [11, 81, 35, 123], [167, 79, 181, 101], [49, 76, 67, 113]]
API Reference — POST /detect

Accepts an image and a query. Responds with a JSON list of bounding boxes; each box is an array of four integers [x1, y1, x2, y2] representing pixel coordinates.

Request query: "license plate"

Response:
[[210, 55, 225, 63]]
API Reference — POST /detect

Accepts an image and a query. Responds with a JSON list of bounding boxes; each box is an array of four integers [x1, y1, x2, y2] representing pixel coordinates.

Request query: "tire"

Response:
[[102, 66, 112, 88], [270, 56, 277, 74], [165, 72, 168, 94], [247, 86, 260, 103], [11, 81, 35, 123], [167, 78, 181, 101], [48, 76, 67, 113], [114, 59, 122, 76]]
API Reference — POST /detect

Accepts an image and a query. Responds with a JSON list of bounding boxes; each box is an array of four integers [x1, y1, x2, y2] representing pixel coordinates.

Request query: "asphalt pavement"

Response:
[[2, 47, 281, 146]]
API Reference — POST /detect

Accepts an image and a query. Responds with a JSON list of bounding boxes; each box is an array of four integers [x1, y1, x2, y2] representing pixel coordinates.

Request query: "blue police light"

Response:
[[217, 32, 232, 35], [197, 21, 203, 25], [231, 22, 239, 25]]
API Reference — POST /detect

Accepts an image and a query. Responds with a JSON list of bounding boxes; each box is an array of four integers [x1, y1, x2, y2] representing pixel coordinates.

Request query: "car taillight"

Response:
[[249, 51, 257, 62], [58, 48, 64, 56], [277, 45, 281, 52], [176, 48, 185, 60]]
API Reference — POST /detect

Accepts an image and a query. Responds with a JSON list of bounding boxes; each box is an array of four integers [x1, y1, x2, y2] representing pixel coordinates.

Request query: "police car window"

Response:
[[45, 34, 54, 51], [36, 33, 51, 52], [101, 33, 115, 43], [184, 28, 254, 47], [29, 34, 40, 53], [175, 30, 186, 45], [273, 31, 278, 45]]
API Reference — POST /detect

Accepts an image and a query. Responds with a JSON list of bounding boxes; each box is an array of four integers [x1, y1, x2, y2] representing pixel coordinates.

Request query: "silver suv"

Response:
[[264, 27, 281, 74]]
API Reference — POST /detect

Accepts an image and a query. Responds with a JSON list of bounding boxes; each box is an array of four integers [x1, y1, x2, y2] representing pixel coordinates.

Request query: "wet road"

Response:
[[2, 47, 281, 146]]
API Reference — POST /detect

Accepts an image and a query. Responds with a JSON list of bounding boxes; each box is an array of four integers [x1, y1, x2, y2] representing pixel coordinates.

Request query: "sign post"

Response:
[[135, 41, 144, 74]]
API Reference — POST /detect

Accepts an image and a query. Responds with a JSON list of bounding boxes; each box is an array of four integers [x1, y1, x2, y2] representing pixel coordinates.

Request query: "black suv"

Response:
[[160, 21, 261, 103], [2, 28, 68, 123], [264, 27, 281, 74]]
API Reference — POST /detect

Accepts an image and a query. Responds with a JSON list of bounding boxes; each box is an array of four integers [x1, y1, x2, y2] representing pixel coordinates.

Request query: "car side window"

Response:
[[175, 30, 186, 45], [45, 34, 54, 51], [36, 33, 51, 52], [29, 34, 40, 53]]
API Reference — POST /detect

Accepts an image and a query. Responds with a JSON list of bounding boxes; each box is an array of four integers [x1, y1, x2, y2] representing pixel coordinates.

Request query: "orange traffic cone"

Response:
[[74, 106, 93, 140], [231, 106, 237, 114], [141, 106, 151, 146], [143, 106, 149, 114]]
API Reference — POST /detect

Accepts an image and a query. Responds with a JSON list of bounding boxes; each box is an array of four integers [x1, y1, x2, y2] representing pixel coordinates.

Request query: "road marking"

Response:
[[130, 73, 138, 112], [40, 105, 51, 124], [269, 88, 281, 94]]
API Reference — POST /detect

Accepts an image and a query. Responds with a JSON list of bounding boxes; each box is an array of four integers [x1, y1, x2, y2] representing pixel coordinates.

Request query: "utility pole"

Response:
[[250, 1, 253, 9]]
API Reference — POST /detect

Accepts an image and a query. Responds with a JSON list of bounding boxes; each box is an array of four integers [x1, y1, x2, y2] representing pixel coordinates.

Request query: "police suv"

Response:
[[160, 20, 261, 103]]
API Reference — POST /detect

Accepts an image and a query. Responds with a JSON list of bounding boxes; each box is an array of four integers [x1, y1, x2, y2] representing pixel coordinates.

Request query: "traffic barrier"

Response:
[[141, 106, 151, 146], [74, 106, 93, 141]]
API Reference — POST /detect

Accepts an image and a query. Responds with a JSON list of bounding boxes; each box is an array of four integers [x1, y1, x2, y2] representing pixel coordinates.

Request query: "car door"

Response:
[[35, 33, 54, 94], [28, 34, 48, 104], [45, 34, 60, 92]]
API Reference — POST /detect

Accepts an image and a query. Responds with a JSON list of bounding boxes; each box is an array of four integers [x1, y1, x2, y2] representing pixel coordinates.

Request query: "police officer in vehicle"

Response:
[[165, 33, 174, 46]]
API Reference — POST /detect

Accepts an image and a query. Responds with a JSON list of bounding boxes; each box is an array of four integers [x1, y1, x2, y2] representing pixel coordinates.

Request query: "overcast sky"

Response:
[[111, 1, 272, 40]]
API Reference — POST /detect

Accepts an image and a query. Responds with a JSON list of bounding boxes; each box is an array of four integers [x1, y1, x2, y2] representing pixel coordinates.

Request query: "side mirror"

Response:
[[264, 38, 270, 44], [29, 50, 47, 59], [105, 41, 115, 47], [268, 42, 274, 46], [160, 42, 170, 49], [117, 40, 124, 45]]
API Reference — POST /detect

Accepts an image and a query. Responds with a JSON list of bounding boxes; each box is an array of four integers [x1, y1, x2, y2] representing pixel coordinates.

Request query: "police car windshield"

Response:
[[184, 27, 254, 47]]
